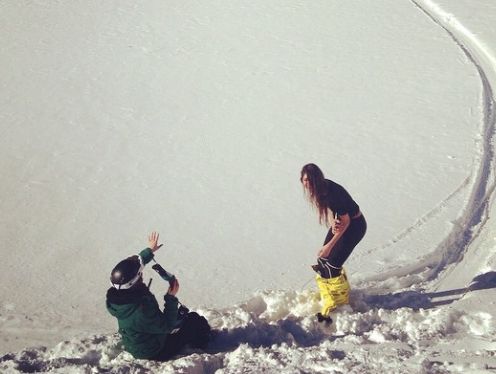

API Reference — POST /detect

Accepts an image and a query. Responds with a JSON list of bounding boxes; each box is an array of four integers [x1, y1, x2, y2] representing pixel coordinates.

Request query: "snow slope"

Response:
[[1, 0, 495, 372]]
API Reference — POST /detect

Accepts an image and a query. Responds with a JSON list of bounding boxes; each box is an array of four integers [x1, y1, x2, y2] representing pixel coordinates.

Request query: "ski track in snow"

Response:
[[361, 0, 496, 291], [2, 1, 496, 373], [411, 0, 496, 288], [364, 175, 471, 253]]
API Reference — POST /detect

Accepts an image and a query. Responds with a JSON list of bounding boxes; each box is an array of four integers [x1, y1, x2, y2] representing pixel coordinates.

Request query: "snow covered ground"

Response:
[[1, 0, 495, 372]]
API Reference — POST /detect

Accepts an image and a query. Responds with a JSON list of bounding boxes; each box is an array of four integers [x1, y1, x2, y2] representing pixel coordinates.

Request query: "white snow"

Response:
[[1, 0, 496, 372]]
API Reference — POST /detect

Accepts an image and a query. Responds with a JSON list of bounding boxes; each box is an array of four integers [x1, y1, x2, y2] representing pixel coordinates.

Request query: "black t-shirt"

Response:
[[323, 179, 360, 217]]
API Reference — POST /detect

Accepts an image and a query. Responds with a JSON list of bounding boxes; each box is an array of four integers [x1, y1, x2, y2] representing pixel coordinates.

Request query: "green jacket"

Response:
[[106, 248, 179, 359]]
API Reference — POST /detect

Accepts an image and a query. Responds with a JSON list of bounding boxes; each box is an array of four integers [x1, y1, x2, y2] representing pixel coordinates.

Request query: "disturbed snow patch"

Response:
[[1, 288, 495, 373]]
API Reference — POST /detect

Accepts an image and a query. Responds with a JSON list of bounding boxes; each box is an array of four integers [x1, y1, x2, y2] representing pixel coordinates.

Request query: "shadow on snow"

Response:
[[357, 271, 496, 311]]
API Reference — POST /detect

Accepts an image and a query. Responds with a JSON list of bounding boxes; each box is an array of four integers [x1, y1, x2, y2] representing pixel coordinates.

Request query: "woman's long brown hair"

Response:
[[300, 163, 330, 226]]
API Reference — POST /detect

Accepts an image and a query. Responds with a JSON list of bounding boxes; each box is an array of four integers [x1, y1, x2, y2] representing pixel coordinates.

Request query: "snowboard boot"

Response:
[[316, 268, 350, 318]]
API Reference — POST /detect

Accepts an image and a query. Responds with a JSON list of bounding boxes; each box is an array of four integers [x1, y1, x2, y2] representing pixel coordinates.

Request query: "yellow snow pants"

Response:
[[316, 268, 350, 317]]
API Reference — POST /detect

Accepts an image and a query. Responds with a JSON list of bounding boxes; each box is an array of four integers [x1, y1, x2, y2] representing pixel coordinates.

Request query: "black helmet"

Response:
[[110, 255, 144, 289]]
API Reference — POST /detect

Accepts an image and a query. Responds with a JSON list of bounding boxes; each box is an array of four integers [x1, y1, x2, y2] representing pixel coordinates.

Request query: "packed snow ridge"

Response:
[[1, 285, 496, 373]]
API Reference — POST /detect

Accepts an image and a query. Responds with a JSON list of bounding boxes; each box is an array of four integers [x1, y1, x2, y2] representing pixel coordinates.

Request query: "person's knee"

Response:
[[182, 312, 211, 348]]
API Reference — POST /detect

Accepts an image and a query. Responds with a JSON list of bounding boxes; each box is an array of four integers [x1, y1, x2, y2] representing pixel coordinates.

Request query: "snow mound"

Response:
[[1, 287, 495, 374]]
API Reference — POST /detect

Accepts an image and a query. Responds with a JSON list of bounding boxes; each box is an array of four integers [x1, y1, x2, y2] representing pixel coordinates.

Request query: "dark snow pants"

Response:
[[320, 214, 367, 278], [152, 312, 211, 361]]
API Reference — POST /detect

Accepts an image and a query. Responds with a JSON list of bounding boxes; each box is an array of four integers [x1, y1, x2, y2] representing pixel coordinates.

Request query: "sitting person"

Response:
[[106, 232, 210, 361]]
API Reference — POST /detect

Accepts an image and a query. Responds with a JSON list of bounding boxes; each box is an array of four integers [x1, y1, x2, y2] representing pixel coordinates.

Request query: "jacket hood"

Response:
[[106, 283, 151, 319]]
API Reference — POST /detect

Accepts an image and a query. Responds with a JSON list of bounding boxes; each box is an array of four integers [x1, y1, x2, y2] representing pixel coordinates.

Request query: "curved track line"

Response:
[[363, 176, 471, 255], [411, 0, 496, 284], [411, 0, 496, 288], [362, 0, 496, 290]]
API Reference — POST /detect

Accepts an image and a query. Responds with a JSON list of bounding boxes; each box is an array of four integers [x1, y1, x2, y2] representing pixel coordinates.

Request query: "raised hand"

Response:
[[148, 231, 164, 252]]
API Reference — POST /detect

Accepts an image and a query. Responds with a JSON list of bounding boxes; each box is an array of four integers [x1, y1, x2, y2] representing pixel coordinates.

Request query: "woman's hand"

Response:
[[332, 214, 350, 234], [148, 231, 164, 252], [331, 217, 342, 234], [167, 278, 180, 296], [318, 246, 329, 258]]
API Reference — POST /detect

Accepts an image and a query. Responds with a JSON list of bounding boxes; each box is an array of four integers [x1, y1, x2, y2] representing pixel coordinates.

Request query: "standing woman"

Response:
[[300, 163, 367, 323]]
